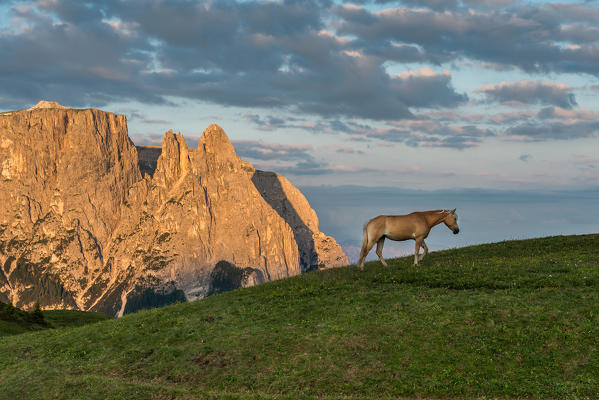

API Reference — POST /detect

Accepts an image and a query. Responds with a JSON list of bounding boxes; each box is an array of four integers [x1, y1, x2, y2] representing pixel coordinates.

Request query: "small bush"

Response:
[[0, 302, 21, 320], [31, 301, 45, 324]]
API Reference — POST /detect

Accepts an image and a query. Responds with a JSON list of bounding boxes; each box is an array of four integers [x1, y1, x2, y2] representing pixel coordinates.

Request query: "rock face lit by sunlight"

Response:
[[0, 105, 347, 316]]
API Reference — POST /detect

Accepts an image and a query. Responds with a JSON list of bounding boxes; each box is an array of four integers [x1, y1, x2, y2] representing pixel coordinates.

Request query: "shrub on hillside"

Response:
[[31, 301, 45, 324]]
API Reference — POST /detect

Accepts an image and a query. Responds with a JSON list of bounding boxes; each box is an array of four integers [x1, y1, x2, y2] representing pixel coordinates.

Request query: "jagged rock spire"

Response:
[[199, 124, 237, 159], [155, 129, 190, 187]]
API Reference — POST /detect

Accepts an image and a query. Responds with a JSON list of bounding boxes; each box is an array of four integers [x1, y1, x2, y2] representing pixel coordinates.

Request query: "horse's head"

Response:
[[443, 209, 459, 234]]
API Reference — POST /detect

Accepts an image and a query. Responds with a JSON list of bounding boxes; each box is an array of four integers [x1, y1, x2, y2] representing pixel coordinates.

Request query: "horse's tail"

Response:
[[362, 221, 369, 244], [358, 220, 370, 267]]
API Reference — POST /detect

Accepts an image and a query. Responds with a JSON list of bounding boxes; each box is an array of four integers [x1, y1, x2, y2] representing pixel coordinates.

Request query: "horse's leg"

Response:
[[419, 240, 428, 262], [358, 238, 377, 270], [376, 237, 388, 267], [414, 238, 423, 266]]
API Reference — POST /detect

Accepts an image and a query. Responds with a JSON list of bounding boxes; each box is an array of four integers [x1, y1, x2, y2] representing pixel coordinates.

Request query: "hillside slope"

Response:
[[0, 302, 111, 336], [1, 234, 598, 399]]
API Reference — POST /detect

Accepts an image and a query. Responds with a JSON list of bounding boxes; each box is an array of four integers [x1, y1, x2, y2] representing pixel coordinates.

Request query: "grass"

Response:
[[0, 305, 112, 336], [42, 310, 113, 330], [1, 234, 599, 399]]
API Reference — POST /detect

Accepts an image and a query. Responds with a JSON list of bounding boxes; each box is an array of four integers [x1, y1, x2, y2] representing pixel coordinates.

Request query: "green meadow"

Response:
[[1, 234, 598, 399], [0, 303, 112, 337]]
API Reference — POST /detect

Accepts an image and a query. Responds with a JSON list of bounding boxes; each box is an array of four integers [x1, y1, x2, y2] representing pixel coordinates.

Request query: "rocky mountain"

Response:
[[0, 101, 348, 316]]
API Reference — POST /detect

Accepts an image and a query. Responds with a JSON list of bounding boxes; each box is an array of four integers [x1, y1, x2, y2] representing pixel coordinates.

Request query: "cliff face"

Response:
[[251, 171, 348, 272], [0, 103, 141, 312], [0, 102, 348, 316]]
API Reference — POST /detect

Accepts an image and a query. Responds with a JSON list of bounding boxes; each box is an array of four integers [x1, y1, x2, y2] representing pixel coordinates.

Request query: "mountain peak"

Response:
[[0, 112, 347, 316], [199, 124, 236, 158], [27, 100, 68, 110]]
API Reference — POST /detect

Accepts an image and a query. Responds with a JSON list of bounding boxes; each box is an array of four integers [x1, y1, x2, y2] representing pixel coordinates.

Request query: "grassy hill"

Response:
[[0, 302, 112, 336], [1, 234, 598, 399]]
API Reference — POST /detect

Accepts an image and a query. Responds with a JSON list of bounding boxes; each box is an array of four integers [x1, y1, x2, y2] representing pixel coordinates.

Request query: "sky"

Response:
[[1, 0, 598, 258]]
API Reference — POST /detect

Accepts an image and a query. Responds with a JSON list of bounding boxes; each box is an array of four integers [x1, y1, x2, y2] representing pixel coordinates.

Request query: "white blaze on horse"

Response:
[[357, 209, 459, 268]]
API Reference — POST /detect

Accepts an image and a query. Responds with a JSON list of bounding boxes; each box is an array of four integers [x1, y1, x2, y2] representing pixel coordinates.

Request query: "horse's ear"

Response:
[[451, 208, 456, 214]]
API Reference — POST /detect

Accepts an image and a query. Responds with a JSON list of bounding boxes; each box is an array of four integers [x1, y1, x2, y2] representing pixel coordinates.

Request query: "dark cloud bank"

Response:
[[0, 0, 466, 118], [1, 0, 599, 150], [476, 81, 578, 109]]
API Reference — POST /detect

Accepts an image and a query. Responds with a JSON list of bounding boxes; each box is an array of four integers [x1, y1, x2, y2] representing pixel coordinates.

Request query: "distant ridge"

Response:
[[27, 100, 68, 110]]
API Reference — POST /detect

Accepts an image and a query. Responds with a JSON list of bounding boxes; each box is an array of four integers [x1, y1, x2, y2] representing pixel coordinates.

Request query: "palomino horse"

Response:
[[357, 209, 459, 268]]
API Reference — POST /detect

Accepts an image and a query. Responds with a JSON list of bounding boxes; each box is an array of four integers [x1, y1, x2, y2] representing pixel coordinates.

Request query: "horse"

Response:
[[357, 209, 459, 268]]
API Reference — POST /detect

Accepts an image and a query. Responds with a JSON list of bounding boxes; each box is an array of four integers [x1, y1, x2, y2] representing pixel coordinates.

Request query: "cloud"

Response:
[[243, 108, 491, 149], [0, 2, 160, 109], [334, 145, 364, 154], [504, 120, 599, 141], [1, 0, 467, 120], [276, 160, 334, 175], [390, 68, 467, 108], [520, 154, 532, 162], [495, 104, 599, 141], [481, 106, 599, 143], [232, 140, 315, 162], [244, 114, 294, 131], [357, 42, 431, 64], [140, 119, 171, 124], [536, 106, 599, 121], [418, 135, 483, 149], [362, 119, 494, 149], [487, 110, 535, 124], [401, 0, 459, 11], [333, 3, 599, 76], [35, 0, 104, 23], [476, 81, 578, 109], [244, 113, 339, 134], [275, 163, 392, 176]]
